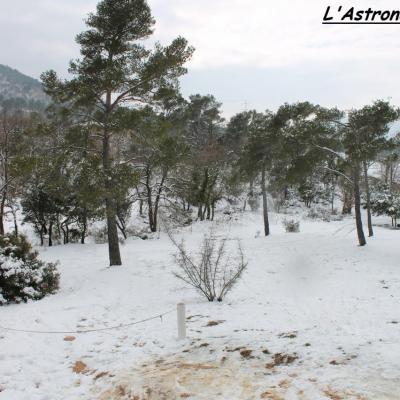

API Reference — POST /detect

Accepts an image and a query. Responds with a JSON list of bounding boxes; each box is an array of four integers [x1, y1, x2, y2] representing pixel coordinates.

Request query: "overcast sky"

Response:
[[1, 0, 400, 117]]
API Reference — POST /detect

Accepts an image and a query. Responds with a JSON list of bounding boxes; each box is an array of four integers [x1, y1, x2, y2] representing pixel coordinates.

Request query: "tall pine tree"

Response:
[[41, 0, 193, 265]]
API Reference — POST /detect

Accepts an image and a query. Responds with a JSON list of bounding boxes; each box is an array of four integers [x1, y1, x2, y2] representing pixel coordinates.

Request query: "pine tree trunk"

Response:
[[146, 168, 158, 233], [48, 222, 53, 247], [139, 199, 143, 216], [81, 213, 87, 244], [363, 161, 373, 237], [0, 212, 4, 236], [12, 207, 18, 236], [206, 204, 211, 220], [103, 101, 122, 266], [40, 224, 45, 246], [151, 173, 166, 233], [261, 165, 270, 236], [0, 193, 5, 236], [0, 129, 9, 236], [353, 163, 366, 246]]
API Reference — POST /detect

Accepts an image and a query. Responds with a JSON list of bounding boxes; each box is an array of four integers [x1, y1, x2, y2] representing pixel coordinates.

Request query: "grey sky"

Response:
[[1, 0, 400, 117]]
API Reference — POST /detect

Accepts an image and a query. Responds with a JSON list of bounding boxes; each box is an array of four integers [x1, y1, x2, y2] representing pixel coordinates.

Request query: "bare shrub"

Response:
[[282, 218, 300, 233], [170, 230, 247, 302], [306, 206, 344, 222]]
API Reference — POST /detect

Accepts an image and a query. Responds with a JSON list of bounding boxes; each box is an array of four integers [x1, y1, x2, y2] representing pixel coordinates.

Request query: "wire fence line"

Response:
[[0, 308, 176, 335]]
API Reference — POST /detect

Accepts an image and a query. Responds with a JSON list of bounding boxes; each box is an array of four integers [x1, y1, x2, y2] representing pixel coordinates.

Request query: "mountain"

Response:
[[0, 64, 49, 112]]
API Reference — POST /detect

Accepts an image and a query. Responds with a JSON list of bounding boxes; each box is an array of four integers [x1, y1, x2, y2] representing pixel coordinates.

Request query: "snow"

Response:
[[1, 211, 400, 399]]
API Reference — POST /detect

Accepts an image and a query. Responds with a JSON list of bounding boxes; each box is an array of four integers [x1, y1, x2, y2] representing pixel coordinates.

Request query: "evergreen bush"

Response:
[[0, 234, 59, 305]]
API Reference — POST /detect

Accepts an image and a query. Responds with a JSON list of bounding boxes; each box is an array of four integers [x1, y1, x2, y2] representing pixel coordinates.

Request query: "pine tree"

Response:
[[41, 0, 193, 265]]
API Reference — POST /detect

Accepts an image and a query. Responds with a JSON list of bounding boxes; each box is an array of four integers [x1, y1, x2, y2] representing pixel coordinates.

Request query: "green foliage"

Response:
[[367, 181, 400, 222], [0, 234, 60, 305], [344, 100, 399, 163]]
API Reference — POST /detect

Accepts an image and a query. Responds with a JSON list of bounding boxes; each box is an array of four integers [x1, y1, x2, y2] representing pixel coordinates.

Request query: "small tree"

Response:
[[171, 230, 247, 302]]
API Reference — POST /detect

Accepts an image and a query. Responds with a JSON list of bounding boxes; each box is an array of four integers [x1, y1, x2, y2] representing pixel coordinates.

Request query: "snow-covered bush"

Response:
[[170, 230, 247, 302], [306, 206, 343, 222], [367, 182, 400, 227], [0, 234, 59, 305], [283, 218, 300, 233]]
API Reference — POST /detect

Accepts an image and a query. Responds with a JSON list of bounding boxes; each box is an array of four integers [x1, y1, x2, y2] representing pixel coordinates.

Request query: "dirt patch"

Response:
[[99, 356, 264, 400], [260, 391, 285, 400], [278, 331, 298, 339], [72, 361, 88, 374], [266, 353, 298, 369], [98, 349, 374, 400], [240, 349, 253, 359], [94, 371, 111, 381], [205, 320, 224, 327], [323, 387, 368, 400]]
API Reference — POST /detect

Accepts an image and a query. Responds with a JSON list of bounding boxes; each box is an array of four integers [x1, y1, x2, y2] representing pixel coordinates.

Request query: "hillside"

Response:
[[0, 64, 48, 111]]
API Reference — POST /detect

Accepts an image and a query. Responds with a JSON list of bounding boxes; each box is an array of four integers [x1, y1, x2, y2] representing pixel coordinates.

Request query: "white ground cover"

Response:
[[0, 211, 399, 399]]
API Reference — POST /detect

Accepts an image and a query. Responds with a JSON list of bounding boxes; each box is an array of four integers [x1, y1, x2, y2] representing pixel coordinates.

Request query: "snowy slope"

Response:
[[0, 212, 400, 399]]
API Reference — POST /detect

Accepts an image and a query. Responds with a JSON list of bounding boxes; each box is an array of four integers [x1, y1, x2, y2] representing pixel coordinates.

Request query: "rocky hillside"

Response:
[[0, 64, 48, 111]]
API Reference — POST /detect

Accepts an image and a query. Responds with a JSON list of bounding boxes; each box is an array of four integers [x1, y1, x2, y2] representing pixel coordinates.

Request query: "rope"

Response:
[[0, 309, 175, 335]]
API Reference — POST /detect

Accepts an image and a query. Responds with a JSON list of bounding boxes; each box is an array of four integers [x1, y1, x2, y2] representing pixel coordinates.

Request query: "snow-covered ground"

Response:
[[1, 211, 400, 399]]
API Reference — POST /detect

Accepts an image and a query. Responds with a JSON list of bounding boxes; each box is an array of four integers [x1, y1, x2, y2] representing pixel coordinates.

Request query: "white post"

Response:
[[177, 302, 186, 340]]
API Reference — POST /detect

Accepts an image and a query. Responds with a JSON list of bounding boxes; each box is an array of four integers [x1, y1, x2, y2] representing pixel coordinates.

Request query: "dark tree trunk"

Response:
[[102, 94, 122, 266], [331, 183, 335, 213], [81, 214, 87, 244], [0, 194, 5, 235], [105, 197, 121, 264], [48, 222, 53, 247], [198, 168, 209, 222], [353, 164, 366, 246], [40, 224, 47, 246], [151, 173, 166, 233], [145, 166, 159, 233], [261, 165, 270, 236], [12, 208, 18, 236], [0, 127, 9, 236], [363, 161, 373, 237], [139, 199, 143, 216]]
